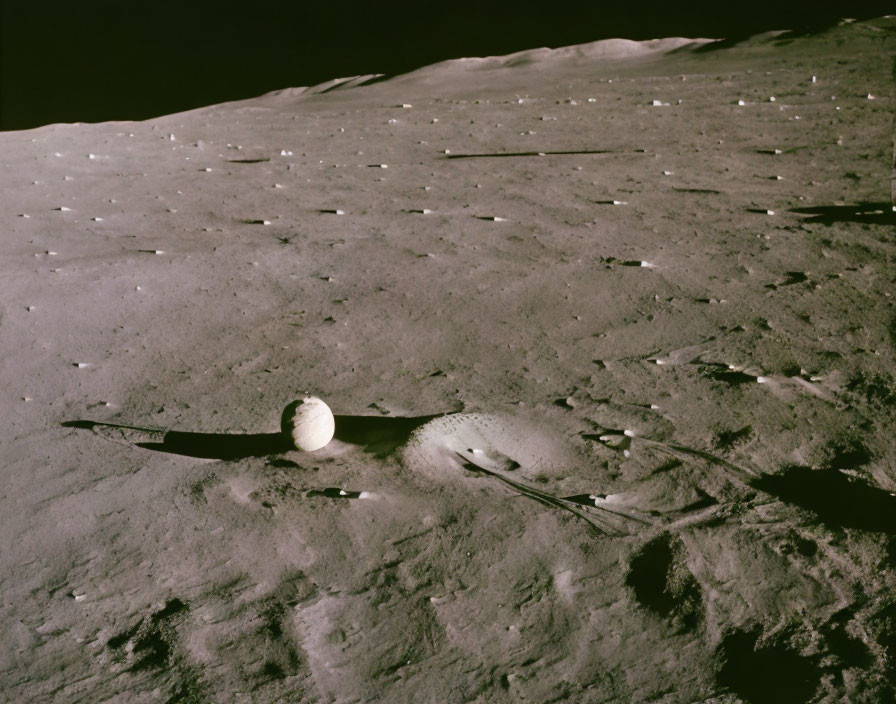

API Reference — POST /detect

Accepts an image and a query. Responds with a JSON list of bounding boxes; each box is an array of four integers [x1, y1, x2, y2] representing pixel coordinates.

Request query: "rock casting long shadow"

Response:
[[62, 413, 445, 461], [443, 149, 627, 159], [790, 202, 896, 225]]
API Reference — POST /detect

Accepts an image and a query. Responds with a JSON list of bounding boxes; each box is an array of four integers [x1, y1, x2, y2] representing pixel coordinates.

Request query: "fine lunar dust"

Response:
[[2, 16, 896, 704]]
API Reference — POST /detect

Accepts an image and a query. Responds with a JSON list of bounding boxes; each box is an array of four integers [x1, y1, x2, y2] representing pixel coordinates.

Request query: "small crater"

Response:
[[261, 660, 287, 680], [130, 631, 171, 672], [714, 425, 753, 450], [626, 533, 702, 631], [794, 537, 818, 557], [821, 436, 872, 470], [716, 628, 819, 704], [821, 608, 872, 670], [107, 598, 190, 674]]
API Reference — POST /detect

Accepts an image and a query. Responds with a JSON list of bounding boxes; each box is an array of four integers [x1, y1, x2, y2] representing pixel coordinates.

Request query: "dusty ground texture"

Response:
[[2, 17, 896, 704]]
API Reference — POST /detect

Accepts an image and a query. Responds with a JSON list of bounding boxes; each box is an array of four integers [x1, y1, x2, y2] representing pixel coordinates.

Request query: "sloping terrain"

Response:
[[1, 17, 895, 703]]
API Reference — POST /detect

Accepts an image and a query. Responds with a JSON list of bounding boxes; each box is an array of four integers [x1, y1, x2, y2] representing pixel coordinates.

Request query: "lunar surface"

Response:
[[2, 17, 895, 703]]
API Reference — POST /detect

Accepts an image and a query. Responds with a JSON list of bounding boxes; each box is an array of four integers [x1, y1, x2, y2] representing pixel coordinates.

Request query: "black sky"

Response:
[[0, 0, 891, 131]]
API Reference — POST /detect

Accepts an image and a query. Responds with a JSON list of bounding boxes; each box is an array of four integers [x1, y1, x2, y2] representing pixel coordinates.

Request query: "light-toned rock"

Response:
[[281, 397, 335, 451]]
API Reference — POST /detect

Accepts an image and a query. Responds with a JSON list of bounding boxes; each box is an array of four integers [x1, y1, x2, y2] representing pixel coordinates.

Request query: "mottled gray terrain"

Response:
[[1, 18, 895, 703]]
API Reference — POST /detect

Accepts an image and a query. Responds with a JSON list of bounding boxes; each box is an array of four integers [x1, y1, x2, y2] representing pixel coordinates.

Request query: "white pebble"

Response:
[[737, 100, 745, 106], [769, 96, 775, 102], [662, 170, 674, 175]]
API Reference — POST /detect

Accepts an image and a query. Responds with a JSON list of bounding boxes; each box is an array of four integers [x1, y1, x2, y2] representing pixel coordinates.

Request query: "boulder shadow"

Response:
[[332, 413, 444, 457], [62, 412, 445, 461]]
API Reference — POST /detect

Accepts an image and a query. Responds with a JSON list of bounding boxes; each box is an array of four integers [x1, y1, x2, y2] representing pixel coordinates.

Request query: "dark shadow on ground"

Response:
[[444, 149, 622, 159], [333, 413, 444, 456], [790, 202, 896, 225], [751, 465, 896, 534], [136, 432, 290, 459], [62, 413, 445, 461]]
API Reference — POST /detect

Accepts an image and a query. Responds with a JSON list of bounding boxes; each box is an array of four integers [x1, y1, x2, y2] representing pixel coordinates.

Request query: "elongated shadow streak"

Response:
[[790, 202, 896, 225], [62, 413, 445, 461], [443, 149, 637, 159], [597, 429, 896, 534], [455, 452, 654, 537], [333, 413, 445, 457], [136, 432, 290, 459], [62, 420, 291, 460], [751, 466, 896, 534]]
